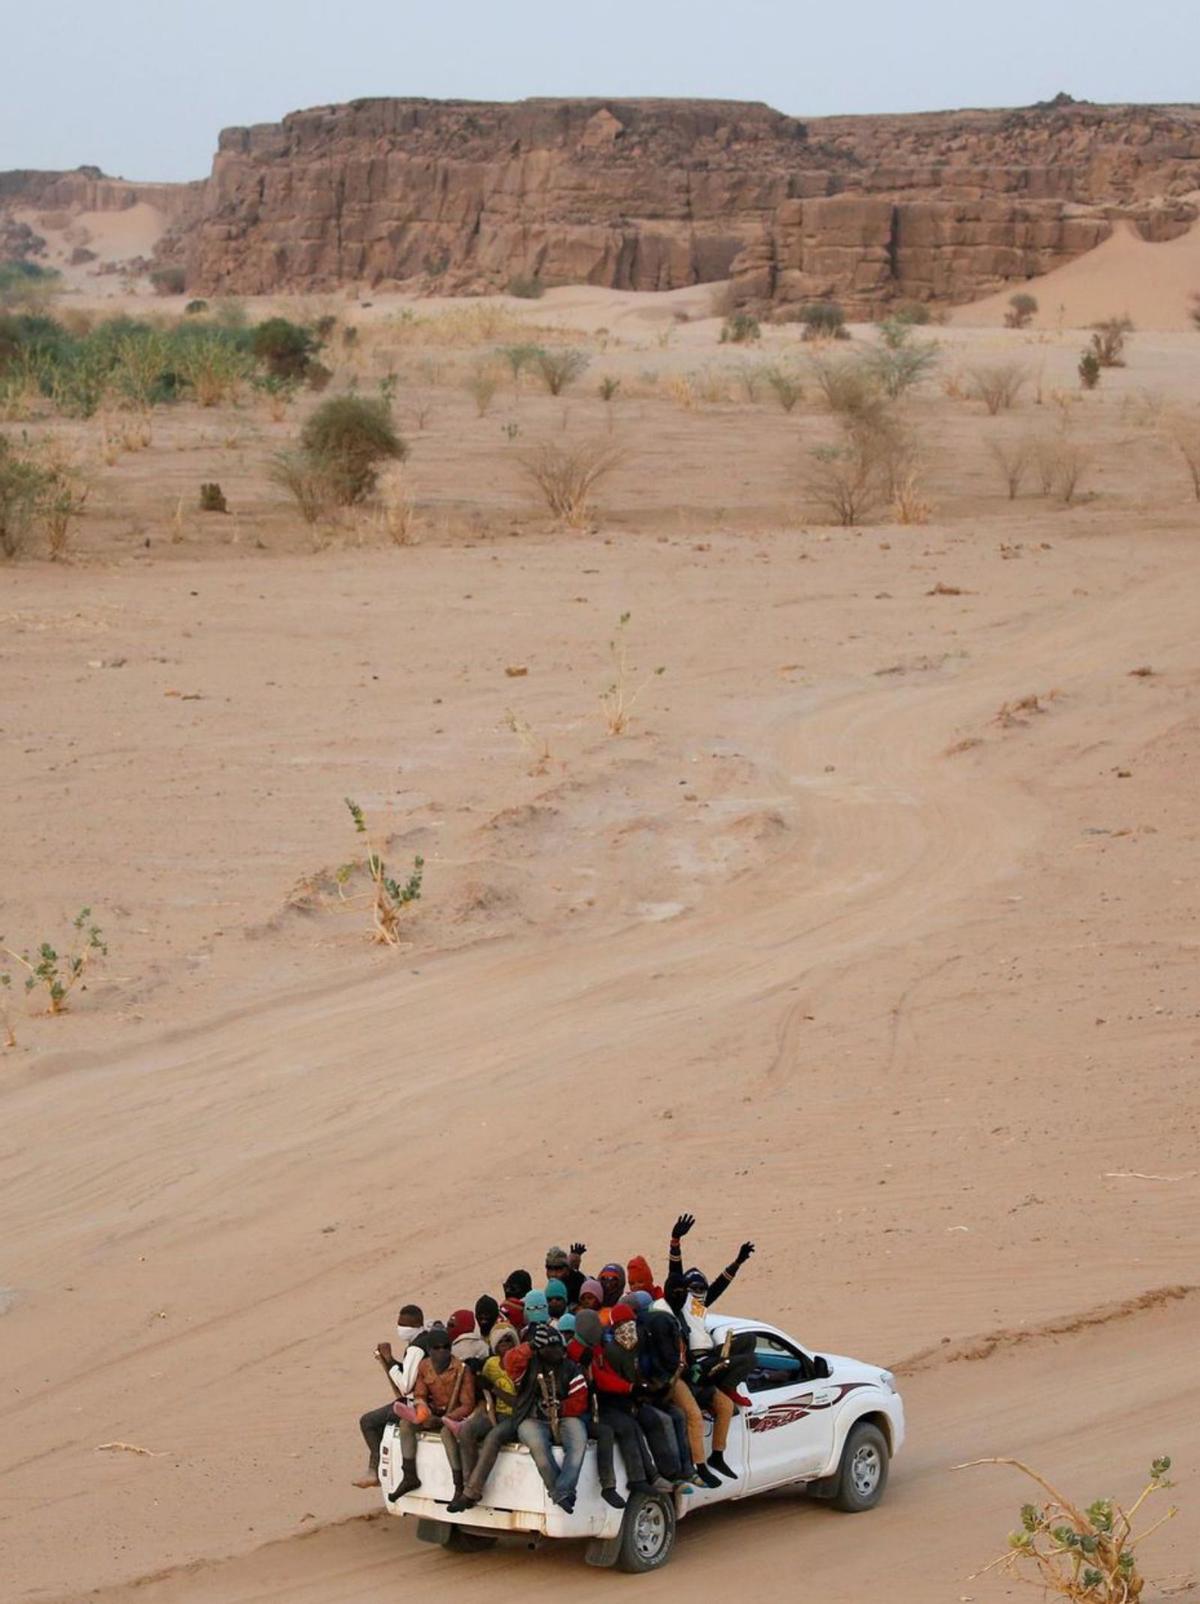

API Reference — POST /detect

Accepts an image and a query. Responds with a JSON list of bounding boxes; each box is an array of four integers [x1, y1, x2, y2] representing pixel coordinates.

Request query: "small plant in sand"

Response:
[[535, 347, 590, 396], [720, 312, 761, 345], [1004, 292, 1039, 329], [1079, 349, 1102, 390], [1090, 316, 1133, 369], [796, 300, 849, 342], [600, 612, 665, 736], [502, 708, 552, 774], [2, 908, 107, 1016], [968, 361, 1029, 415], [299, 395, 408, 504], [598, 375, 621, 402], [498, 343, 543, 386], [518, 439, 623, 528], [199, 481, 228, 513], [956, 1454, 1176, 1603], [339, 799, 424, 946]]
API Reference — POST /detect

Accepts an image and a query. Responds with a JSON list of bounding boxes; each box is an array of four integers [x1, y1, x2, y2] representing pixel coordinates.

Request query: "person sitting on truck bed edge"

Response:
[[354, 1303, 427, 1489], [454, 1319, 520, 1493], [389, 1325, 477, 1502]]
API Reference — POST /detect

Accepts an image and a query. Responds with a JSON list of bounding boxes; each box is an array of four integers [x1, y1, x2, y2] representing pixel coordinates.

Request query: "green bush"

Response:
[[0, 438, 46, 558], [248, 316, 321, 381], [890, 300, 932, 326], [1078, 349, 1101, 389], [507, 274, 545, 300], [298, 395, 407, 503], [1005, 292, 1039, 329], [184, 299, 209, 316], [199, 481, 228, 512], [149, 265, 186, 296], [797, 301, 849, 341], [860, 340, 939, 398], [535, 347, 590, 395], [0, 260, 61, 310], [720, 312, 761, 345]]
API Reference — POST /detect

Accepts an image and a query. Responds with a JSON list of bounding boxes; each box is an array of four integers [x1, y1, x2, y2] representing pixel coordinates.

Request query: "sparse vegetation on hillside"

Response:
[[298, 395, 407, 504], [796, 300, 849, 341]]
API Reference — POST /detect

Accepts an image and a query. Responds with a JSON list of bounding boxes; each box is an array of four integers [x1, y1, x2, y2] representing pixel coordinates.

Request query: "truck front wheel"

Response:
[[831, 1421, 889, 1512], [616, 1491, 676, 1572]]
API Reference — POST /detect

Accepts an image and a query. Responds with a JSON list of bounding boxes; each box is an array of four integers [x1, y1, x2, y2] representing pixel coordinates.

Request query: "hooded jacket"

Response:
[[385, 1323, 428, 1399], [451, 1333, 490, 1367], [480, 1354, 518, 1418]]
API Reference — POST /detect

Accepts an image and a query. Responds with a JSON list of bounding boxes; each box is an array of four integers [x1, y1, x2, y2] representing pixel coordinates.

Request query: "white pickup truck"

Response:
[[379, 1315, 905, 1573]]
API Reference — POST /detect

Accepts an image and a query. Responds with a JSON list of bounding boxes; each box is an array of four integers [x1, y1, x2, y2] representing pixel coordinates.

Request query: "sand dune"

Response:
[[955, 218, 1200, 331]]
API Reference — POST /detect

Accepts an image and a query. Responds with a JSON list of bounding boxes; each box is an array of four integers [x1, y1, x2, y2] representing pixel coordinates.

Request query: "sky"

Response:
[[4, 0, 1200, 182]]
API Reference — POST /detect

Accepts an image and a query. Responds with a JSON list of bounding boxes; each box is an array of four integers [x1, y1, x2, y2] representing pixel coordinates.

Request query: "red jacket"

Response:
[[505, 1344, 588, 1417], [569, 1338, 635, 1398]]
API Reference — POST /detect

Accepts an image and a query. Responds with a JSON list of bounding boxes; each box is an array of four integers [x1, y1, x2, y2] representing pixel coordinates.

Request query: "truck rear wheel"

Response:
[[831, 1421, 889, 1512], [616, 1491, 676, 1573]]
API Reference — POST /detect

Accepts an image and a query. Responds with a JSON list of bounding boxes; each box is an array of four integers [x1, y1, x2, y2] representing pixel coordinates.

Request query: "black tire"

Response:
[[616, 1490, 676, 1573], [831, 1420, 889, 1512], [445, 1526, 498, 1552]]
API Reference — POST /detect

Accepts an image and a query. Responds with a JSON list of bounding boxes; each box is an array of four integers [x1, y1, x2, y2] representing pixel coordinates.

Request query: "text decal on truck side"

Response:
[[747, 1381, 874, 1434]]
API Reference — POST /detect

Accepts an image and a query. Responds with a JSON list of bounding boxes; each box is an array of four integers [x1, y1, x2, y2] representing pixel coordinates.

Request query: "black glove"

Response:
[[735, 1240, 755, 1266], [569, 1242, 586, 1259], [671, 1213, 695, 1240]]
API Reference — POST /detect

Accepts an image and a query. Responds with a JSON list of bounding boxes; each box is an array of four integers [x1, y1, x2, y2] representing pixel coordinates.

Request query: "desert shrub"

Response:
[[199, 481, 228, 513], [36, 445, 89, 558], [598, 375, 620, 402], [1046, 438, 1090, 504], [306, 360, 333, 393], [149, 264, 186, 296], [959, 1454, 1176, 1604], [254, 371, 301, 419], [535, 347, 590, 396], [720, 312, 761, 344], [299, 395, 407, 504], [1090, 315, 1133, 367], [806, 434, 886, 526], [600, 612, 664, 736], [248, 317, 320, 381], [465, 359, 502, 416], [507, 274, 545, 300], [797, 300, 849, 341], [170, 326, 254, 406], [811, 356, 886, 424], [988, 437, 1031, 499], [765, 366, 803, 412], [1078, 349, 1101, 389], [498, 342, 543, 383], [518, 439, 622, 527], [0, 259, 61, 310], [184, 299, 208, 316], [269, 450, 334, 524], [860, 339, 939, 398], [1004, 291, 1039, 328], [968, 362, 1028, 414], [0, 437, 45, 558], [889, 300, 932, 326]]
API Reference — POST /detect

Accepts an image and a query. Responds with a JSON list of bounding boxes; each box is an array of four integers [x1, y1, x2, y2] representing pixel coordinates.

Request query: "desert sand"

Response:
[[2, 238, 1199, 1603]]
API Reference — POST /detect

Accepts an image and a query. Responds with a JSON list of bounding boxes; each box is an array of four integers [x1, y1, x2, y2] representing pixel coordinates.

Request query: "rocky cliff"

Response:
[[176, 96, 1200, 311]]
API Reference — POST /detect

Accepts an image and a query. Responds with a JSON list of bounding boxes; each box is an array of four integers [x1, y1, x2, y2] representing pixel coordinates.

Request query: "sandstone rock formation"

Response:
[[5, 98, 1200, 311]]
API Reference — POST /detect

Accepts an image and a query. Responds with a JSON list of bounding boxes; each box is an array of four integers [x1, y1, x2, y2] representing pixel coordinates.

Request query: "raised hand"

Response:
[[735, 1241, 755, 1266], [569, 1242, 587, 1259], [671, 1213, 695, 1240]]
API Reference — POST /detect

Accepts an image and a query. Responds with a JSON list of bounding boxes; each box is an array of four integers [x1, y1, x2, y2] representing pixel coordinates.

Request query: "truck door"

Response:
[[743, 1331, 838, 1492]]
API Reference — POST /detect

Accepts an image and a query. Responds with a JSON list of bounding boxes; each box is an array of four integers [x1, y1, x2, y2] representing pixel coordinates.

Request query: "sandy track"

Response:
[[4, 500, 1198, 1593], [67, 1292, 1200, 1602]]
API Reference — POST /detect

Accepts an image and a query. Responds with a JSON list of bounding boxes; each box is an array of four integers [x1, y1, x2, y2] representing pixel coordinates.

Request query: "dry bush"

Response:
[[691, 366, 731, 405], [518, 439, 623, 527], [31, 441, 89, 559], [810, 356, 886, 424], [600, 611, 664, 735], [270, 451, 335, 525], [666, 373, 696, 411], [1045, 439, 1090, 504], [1090, 315, 1133, 368], [1004, 291, 1039, 329], [806, 411, 922, 527], [968, 362, 1029, 415], [765, 366, 803, 412], [1165, 415, 1200, 500], [465, 360, 502, 416], [891, 461, 932, 525], [535, 347, 590, 396], [989, 436, 1032, 499], [374, 464, 418, 544], [957, 1454, 1176, 1603], [387, 304, 532, 347]]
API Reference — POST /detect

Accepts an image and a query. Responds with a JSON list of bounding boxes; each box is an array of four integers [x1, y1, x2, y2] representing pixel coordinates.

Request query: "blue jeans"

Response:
[[518, 1416, 588, 1503]]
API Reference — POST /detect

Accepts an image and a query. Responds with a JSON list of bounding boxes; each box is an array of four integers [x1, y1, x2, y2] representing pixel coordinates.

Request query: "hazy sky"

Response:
[[5, 0, 1199, 181]]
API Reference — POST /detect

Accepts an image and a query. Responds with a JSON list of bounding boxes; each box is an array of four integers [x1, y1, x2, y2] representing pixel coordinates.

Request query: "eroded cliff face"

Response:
[[176, 96, 1200, 310]]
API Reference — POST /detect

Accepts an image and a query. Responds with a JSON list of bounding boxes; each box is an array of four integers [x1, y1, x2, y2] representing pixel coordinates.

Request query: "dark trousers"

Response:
[[359, 1401, 396, 1473], [636, 1402, 684, 1478], [463, 1416, 518, 1500], [597, 1401, 650, 1484]]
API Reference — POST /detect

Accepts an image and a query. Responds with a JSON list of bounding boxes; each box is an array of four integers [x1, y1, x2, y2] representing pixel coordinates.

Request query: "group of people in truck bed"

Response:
[[355, 1213, 758, 1514]]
